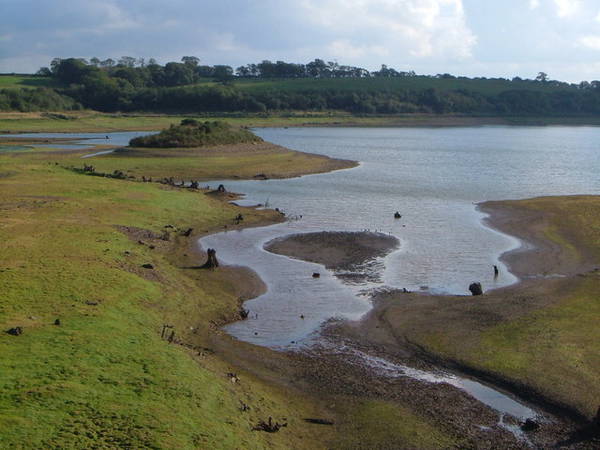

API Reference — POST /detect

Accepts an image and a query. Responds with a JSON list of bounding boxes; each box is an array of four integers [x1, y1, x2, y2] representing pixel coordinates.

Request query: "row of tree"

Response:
[[2, 57, 597, 114], [40, 57, 585, 87]]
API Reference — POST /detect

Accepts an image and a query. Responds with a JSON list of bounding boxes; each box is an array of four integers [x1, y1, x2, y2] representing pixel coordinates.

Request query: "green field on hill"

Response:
[[0, 75, 60, 90], [222, 76, 578, 95]]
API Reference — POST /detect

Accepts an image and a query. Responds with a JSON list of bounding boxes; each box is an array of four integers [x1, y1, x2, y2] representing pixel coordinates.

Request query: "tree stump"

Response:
[[203, 248, 219, 269]]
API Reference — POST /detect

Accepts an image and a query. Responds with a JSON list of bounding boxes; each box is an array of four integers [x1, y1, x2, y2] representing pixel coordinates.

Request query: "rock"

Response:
[[142, 263, 154, 269], [394, 211, 402, 219], [521, 418, 540, 432], [6, 327, 23, 336], [182, 228, 193, 237], [469, 282, 483, 296], [54, 318, 61, 326], [312, 272, 320, 278], [85, 300, 99, 306], [227, 372, 239, 383], [240, 309, 249, 319]]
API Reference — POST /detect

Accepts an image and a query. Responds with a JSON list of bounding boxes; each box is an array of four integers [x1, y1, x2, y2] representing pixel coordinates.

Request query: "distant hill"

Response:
[[1, 57, 599, 116]]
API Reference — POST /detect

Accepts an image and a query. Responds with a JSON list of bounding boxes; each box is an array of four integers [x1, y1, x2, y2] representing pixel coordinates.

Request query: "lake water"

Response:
[[7, 127, 598, 348], [200, 126, 600, 348], [0, 131, 154, 150]]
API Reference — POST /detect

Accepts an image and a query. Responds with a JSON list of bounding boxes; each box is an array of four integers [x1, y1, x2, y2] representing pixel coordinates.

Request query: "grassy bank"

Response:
[[0, 140, 457, 448], [2, 111, 600, 134], [0, 151, 323, 448]]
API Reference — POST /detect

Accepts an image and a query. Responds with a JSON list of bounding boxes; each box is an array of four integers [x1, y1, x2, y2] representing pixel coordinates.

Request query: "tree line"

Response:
[[1, 56, 599, 114]]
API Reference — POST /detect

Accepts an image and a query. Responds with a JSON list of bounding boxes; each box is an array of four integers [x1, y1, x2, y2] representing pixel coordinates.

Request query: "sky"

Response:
[[1, 0, 599, 82]]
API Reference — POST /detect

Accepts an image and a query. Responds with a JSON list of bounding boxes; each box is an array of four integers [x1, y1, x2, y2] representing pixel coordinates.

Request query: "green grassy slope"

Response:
[[0, 142, 457, 448], [203, 76, 577, 96], [0, 75, 60, 90]]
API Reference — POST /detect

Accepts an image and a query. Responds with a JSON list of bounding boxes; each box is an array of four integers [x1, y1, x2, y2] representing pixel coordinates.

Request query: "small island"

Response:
[[264, 231, 399, 270], [129, 119, 262, 148]]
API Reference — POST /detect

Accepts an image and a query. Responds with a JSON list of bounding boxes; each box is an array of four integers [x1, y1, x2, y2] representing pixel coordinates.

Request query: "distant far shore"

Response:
[[1, 111, 600, 134]]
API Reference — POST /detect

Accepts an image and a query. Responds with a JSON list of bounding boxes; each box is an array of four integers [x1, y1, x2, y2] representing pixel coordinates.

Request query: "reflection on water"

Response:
[[202, 126, 600, 347]]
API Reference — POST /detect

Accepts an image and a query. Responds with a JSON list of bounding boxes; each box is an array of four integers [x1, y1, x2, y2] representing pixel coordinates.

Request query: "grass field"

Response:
[[0, 74, 60, 90], [0, 73, 578, 96], [67, 143, 355, 181], [200, 76, 578, 95]]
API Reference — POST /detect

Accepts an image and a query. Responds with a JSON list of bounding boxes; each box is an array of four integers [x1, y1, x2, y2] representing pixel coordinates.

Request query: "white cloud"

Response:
[[328, 40, 389, 60], [300, 0, 476, 61], [579, 35, 600, 50], [529, 0, 540, 10], [553, 0, 581, 18]]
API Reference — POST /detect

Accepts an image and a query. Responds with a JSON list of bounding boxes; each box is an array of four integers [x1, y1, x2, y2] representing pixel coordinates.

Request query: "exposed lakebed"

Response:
[[201, 125, 600, 348]]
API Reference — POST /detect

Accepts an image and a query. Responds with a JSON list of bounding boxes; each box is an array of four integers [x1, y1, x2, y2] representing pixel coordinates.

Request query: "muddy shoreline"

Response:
[[164, 190, 598, 447], [478, 199, 597, 280]]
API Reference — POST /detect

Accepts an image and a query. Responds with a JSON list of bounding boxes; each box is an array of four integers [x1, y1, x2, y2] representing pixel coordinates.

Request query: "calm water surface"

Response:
[[201, 126, 600, 347], [0, 131, 154, 150]]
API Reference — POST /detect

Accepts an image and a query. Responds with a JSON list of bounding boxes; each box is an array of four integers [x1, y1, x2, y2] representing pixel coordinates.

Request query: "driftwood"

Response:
[[253, 417, 287, 433]]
